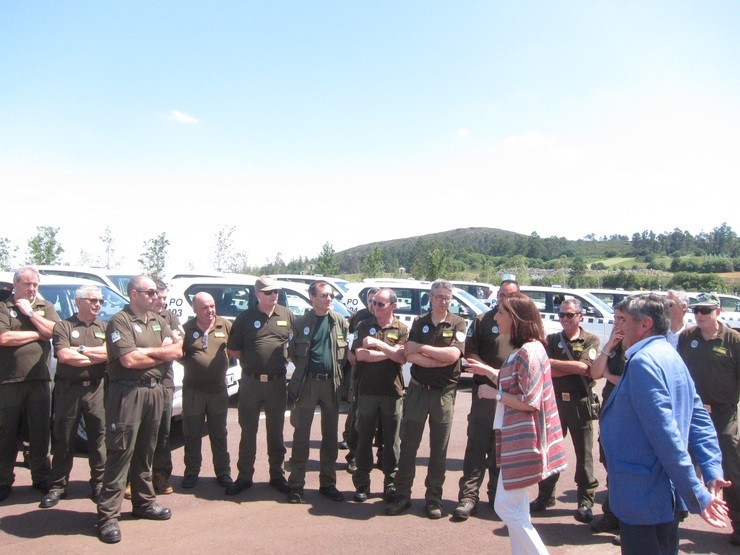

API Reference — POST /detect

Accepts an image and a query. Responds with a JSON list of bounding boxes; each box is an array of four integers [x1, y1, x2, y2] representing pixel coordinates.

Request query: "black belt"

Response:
[[56, 376, 102, 387], [410, 378, 450, 392], [115, 377, 161, 388], [247, 372, 285, 383], [308, 373, 332, 381], [555, 391, 586, 402]]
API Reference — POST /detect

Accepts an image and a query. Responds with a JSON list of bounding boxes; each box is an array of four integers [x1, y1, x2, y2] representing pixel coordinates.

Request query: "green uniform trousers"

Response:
[[182, 387, 231, 477], [458, 382, 499, 504], [352, 393, 402, 489]]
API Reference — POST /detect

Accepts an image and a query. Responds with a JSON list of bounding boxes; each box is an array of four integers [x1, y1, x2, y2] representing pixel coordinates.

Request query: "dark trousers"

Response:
[[352, 394, 402, 489], [182, 388, 230, 477], [288, 377, 338, 489], [538, 395, 598, 506], [0, 380, 51, 487], [395, 382, 456, 503], [236, 375, 287, 482], [49, 379, 106, 492], [458, 383, 499, 504], [709, 403, 740, 534], [619, 511, 681, 555], [152, 386, 174, 478], [97, 381, 163, 527]]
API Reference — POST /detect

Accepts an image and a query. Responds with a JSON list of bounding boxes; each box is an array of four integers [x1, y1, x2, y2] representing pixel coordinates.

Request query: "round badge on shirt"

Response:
[[134, 325, 142, 334], [10, 309, 17, 318], [422, 325, 430, 334], [492, 326, 499, 334], [192, 331, 200, 339], [455, 331, 466, 342], [71, 330, 80, 339], [254, 321, 261, 329], [691, 339, 699, 348], [558, 341, 565, 349], [369, 327, 377, 336], [303, 327, 310, 335], [588, 348, 597, 360]]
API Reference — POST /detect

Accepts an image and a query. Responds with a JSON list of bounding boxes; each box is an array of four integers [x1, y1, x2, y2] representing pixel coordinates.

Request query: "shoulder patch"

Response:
[[588, 348, 597, 361], [455, 331, 466, 343], [111, 330, 121, 343]]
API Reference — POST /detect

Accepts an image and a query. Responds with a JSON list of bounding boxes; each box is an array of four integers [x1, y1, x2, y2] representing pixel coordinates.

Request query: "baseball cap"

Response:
[[690, 292, 720, 308], [255, 276, 280, 292]]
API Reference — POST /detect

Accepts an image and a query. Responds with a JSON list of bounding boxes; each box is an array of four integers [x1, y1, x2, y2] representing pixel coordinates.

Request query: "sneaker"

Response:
[[153, 473, 173, 495], [319, 485, 345, 502], [181, 474, 199, 489], [529, 496, 555, 512], [575, 504, 594, 523], [590, 514, 620, 533], [386, 495, 411, 516], [452, 499, 478, 521], [426, 500, 443, 520], [354, 486, 369, 503], [124, 483, 132, 500], [287, 489, 304, 503]]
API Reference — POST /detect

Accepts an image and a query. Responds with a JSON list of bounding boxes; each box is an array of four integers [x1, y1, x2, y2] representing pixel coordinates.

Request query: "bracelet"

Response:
[[600, 350, 613, 358]]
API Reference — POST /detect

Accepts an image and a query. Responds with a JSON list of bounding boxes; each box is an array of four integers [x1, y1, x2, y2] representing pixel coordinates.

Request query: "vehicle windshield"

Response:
[[579, 292, 615, 315], [455, 289, 488, 315], [39, 284, 128, 322], [106, 274, 135, 296]]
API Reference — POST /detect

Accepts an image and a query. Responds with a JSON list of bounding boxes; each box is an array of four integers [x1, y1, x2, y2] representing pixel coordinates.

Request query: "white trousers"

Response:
[[493, 473, 549, 555]]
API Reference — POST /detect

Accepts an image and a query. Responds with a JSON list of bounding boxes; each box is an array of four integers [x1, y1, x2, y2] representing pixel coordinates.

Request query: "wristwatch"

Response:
[[495, 389, 503, 402], [27, 309, 36, 319], [78, 345, 86, 353]]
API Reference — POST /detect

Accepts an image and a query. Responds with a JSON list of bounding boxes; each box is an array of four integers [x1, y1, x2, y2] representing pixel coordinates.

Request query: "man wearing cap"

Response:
[[453, 278, 519, 521], [530, 298, 600, 524], [0, 267, 60, 502], [386, 279, 466, 519], [97, 274, 182, 544], [678, 292, 740, 546], [286, 280, 349, 503], [226, 276, 294, 495], [41, 285, 108, 509], [180, 292, 233, 489]]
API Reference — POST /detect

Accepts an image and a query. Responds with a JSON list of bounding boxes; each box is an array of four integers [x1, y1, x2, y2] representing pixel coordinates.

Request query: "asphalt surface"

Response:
[[0, 381, 732, 554]]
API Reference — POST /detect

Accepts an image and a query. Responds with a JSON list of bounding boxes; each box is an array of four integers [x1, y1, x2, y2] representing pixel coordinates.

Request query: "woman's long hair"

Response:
[[497, 292, 545, 348]]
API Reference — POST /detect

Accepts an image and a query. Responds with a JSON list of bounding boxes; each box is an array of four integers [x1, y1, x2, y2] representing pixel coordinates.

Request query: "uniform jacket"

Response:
[[600, 335, 723, 525], [288, 309, 349, 402]]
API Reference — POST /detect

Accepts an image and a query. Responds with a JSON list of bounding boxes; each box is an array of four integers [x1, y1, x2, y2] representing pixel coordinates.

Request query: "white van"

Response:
[[36, 265, 139, 299]]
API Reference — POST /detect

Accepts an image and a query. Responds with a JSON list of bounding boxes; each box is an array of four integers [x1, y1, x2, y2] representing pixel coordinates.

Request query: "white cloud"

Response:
[[166, 110, 200, 125], [456, 128, 469, 139]]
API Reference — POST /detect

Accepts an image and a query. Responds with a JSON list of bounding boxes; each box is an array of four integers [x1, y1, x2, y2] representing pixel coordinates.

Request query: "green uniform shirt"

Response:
[[52, 314, 107, 381], [106, 305, 175, 381], [465, 307, 514, 387], [353, 315, 408, 397], [227, 304, 293, 375], [0, 297, 60, 383], [182, 316, 232, 393], [408, 311, 466, 388], [545, 328, 600, 395]]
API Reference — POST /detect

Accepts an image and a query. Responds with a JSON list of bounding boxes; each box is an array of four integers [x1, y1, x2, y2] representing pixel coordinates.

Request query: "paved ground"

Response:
[[0, 381, 732, 554]]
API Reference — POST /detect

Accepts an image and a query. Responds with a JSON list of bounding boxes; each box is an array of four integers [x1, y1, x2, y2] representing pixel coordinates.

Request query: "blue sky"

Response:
[[2, 1, 738, 271]]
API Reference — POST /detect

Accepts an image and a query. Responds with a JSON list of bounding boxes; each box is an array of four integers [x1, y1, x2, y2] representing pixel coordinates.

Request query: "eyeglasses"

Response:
[[318, 293, 334, 300], [433, 295, 452, 302], [259, 290, 279, 296], [371, 300, 393, 308], [692, 306, 715, 315], [81, 298, 104, 304], [558, 312, 579, 319], [135, 289, 158, 297]]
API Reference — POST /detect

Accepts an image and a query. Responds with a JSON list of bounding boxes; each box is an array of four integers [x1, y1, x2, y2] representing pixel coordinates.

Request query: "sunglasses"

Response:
[[692, 306, 715, 315], [318, 293, 334, 300], [371, 300, 393, 308], [259, 290, 279, 296], [136, 289, 158, 298], [558, 312, 579, 319], [81, 298, 104, 304]]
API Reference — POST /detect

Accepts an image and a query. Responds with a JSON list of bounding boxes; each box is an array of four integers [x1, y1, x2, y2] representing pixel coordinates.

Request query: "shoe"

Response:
[[132, 504, 172, 520], [153, 473, 173, 495], [338, 440, 349, 450], [426, 500, 443, 520], [225, 478, 253, 496], [386, 495, 411, 516], [32, 480, 50, 494], [91, 484, 103, 503], [0, 485, 11, 502], [452, 499, 478, 521], [383, 484, 397, 503], [590, 514, 620, 533], [40, 489, 66, 508], [346, 459, 357, 474], [98, 522, 121, 544], [269, 477, 291, 494], [287, 489, 304, 503], [216, 475, 233, 488], [181, 474, 199, 489], [575, 504, 594, 523], [124, 482, 131, 500], [354, 486, 369, 503], [319, 485, 345, 502], [529, 496, 555, 512]]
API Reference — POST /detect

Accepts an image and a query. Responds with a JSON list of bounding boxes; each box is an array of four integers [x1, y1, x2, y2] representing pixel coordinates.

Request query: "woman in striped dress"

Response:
[[467, 292, 567, 555]]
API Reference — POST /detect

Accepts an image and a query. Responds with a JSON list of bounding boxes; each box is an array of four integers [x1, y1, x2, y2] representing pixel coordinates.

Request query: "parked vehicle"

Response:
[[450, 280, 496, 306], [268, 274, 348, 303], [36, 265, 139, 299]]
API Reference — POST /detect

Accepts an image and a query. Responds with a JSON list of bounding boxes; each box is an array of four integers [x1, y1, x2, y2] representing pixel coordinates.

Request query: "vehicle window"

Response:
[[183, 284, 289, 319], [393, 288, 415, 315], [525, 291, 547, 313], [720, 296, 740, 312], [107, 274, 134, 295], [38, 284, 127, 322]]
